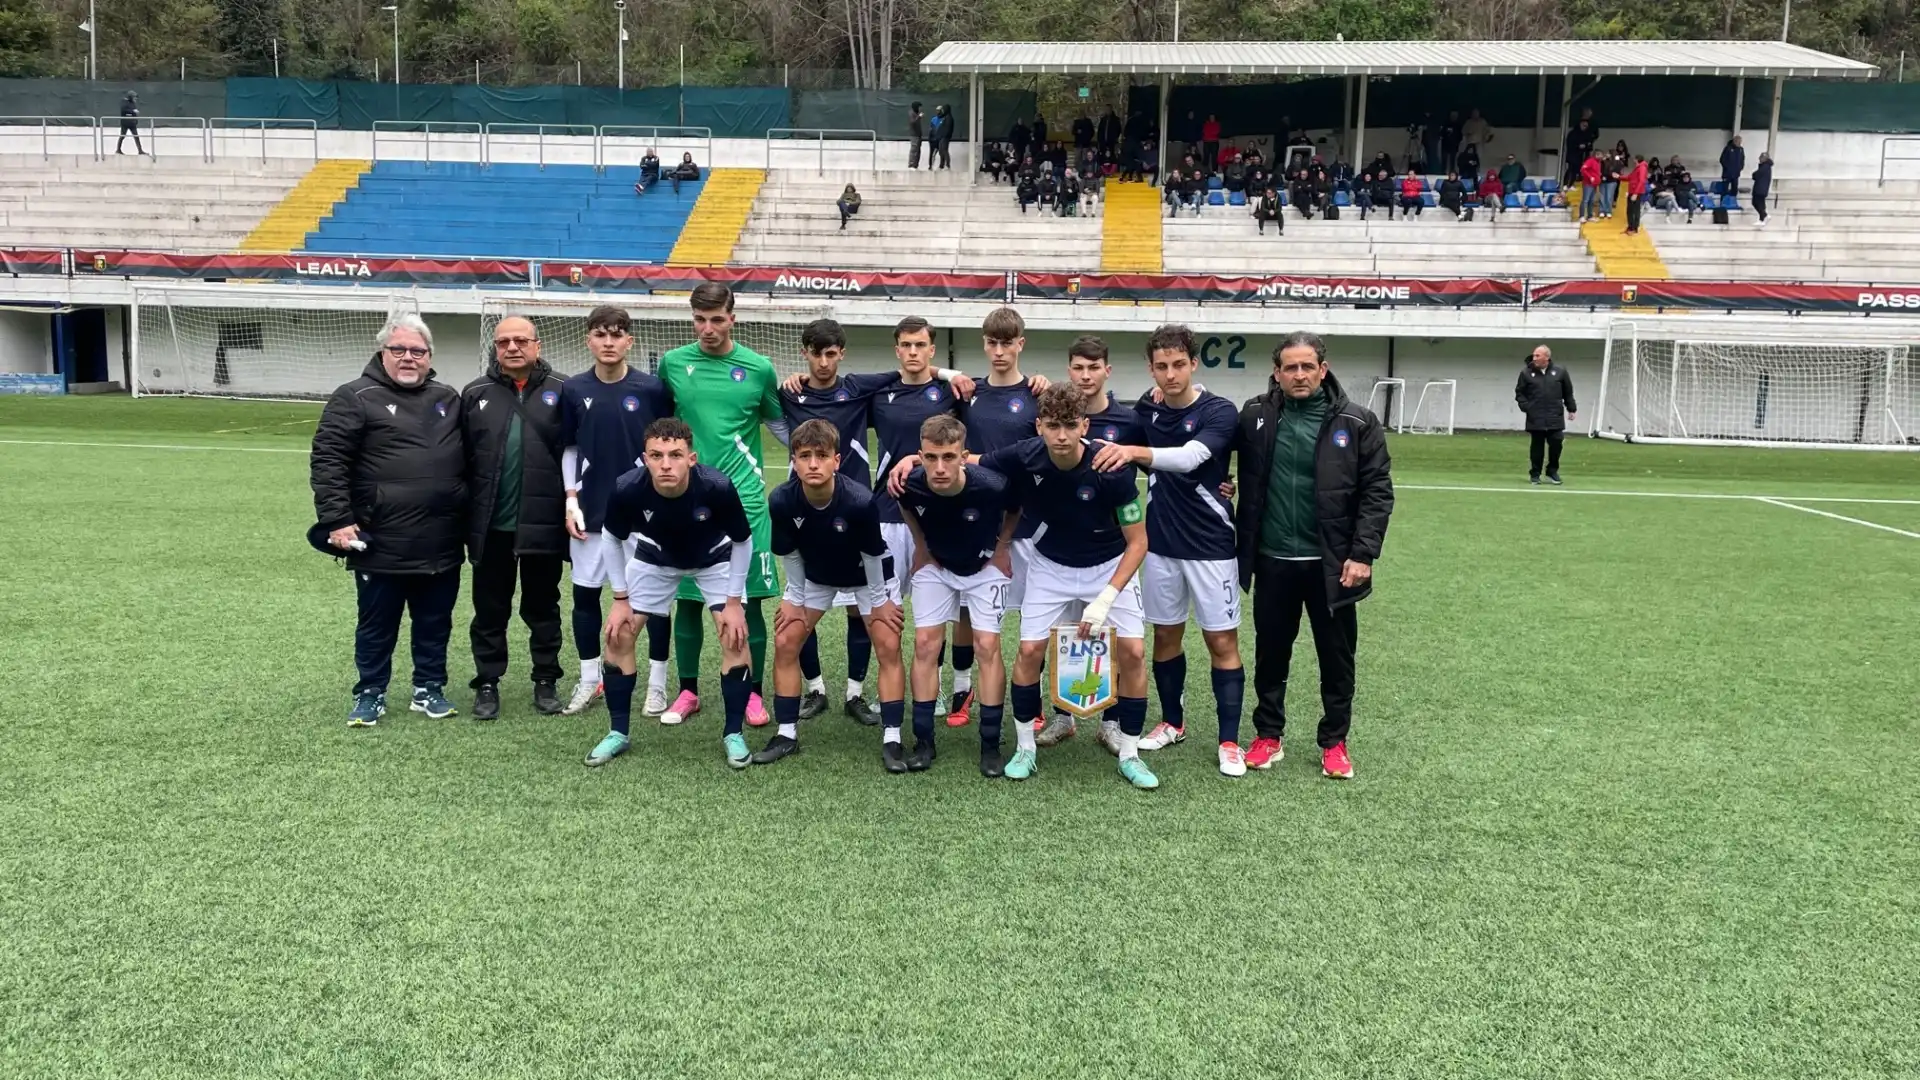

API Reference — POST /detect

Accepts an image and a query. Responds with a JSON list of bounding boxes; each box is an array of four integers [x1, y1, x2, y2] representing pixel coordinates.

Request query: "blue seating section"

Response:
[[303, 160, 701, 262]]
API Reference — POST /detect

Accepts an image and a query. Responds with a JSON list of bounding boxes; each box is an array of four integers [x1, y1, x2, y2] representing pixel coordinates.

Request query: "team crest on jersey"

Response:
[[925, 386, 942, 401], [1076, 485, 1095, 502], [693, 507, 711, 522], [434, 401, 447, 417], [1333, 428, 1350, 448], [622, 395, 640, 412], [1008, 398, 1024, 414], [831, 517, 847, 533], [541, 390, 558, 406], [833, 389, 850, 402], [1101, 426, 1118, 441], [962, 508, 979, 522], [730, 367, 746, 382], [1182, 418, 1196, 433]]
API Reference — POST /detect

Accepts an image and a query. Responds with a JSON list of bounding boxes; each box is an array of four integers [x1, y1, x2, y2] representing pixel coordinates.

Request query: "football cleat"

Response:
[[561, 679, 603, 716], [745, 693, 770, 728], [584, 731, 630, 767], [1003, 748, 1037, 781], [1139, 721, 1186, 751], [797, 690, 828, 721], [845, 695, 881, 726], [1119, 756, 1161, 790], [881, 741, 909, 774], [752, 734, 801, 765], [945, 690, 974, 728], [1218, 742, 1247, 778], [641, 684, 670, 717], [661, 690, 700, 726], [905, 740, 936, 772], [1035, 712, 1078, 747], [723, 732, 751, 769]]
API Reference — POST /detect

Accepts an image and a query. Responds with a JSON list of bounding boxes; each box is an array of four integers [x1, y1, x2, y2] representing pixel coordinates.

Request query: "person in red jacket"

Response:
[[1478, 169, 1505, 213], [1624, 155, 1650, 234], [1201, 114, 1222, 171], [1578, 150, 1604, 222], [1398, 168, 1425, 217]]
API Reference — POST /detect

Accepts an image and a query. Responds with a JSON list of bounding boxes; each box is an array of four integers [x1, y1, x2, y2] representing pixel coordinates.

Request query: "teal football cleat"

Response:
[[724, 732, 751, 769], [1004, 748, 1037, 781], [584, 731, 630, 767], [1119, 756, 1161, 790], [347, 690, 386, 728]]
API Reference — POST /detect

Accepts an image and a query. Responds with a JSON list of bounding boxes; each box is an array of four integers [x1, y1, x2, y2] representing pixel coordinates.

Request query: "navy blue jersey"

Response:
[[603, 463, 751, 571], [981, 437, 1142, 568], [869, 374, 963, 524], [1137, 390, 1239, 561], [778, 372, 894, 487], [1084, 391, 1148, 447], [963, 377, 1040, 454], [560, 369, 675, 531], [769, 475, 887, 589], [901, 464, 1016, 577]]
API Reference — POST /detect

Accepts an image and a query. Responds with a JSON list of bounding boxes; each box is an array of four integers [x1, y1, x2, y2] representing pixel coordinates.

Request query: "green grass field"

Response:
[[3, 396, 1917, 1079]]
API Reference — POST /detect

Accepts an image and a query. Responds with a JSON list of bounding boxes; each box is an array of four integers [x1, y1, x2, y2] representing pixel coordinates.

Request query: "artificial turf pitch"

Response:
[[2, 396, 1916, 1079]]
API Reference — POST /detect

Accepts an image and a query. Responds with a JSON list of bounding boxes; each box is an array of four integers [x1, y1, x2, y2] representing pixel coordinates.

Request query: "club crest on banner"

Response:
[[568, 265, 585, 286], [1050, 626, 1118, 718], [1621, 283, 1639, 304], [92, 253, 108, 273]]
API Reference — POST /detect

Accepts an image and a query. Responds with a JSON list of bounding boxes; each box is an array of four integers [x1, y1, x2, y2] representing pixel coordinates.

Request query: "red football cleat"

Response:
[[1321, 741, 1353, 779], [1245, 736, 1284, 770], [945, 690, 973, 728]]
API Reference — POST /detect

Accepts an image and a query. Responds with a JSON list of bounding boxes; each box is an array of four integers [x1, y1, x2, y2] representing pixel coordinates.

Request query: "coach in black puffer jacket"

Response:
[[310, 317, 467, 714], [458, 318, 568, 713]]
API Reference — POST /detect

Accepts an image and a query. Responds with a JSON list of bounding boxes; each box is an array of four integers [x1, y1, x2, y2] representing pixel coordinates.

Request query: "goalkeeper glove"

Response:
[[1081, 585, 1120, 636], [566, 495, 586, 534]]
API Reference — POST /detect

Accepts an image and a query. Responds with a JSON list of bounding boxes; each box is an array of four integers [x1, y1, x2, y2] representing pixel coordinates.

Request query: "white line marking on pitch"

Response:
[[1754, 497, 1920, 539], [0, 438, 308, 454], [1399, 483, 1920, 506]]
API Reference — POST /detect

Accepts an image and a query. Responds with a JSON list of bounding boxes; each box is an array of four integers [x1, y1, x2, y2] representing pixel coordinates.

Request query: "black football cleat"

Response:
[[882, 741, 909, 774], [906, 740, 936, 772], [532, 680, 562, 715], [979, 743, 1005, 778], [844, 695, 881, 726], [797, 690, 828, 721], [751, 735, 801, 765]]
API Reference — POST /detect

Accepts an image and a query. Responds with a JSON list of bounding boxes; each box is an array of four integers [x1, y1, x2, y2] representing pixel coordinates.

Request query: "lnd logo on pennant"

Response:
[[1050, 626, 1117, 718]]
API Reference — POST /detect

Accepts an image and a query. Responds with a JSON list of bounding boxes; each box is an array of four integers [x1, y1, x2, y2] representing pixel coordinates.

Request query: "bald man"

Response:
[[1516, 345, 1577, 485], [460, 315, 570, 719]]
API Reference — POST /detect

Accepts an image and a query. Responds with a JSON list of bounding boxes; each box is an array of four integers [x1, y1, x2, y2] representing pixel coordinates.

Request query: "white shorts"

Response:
[[1004, 537, 1038, 609], [791, 578, 877, 616], [912, 564, 1011, 634], [881, 522, 915, 604], [626, 559, 731, 618], [570, 533, 635, 588], [1141, 553, 1242, 632], [1017, 550, 1144, 642]]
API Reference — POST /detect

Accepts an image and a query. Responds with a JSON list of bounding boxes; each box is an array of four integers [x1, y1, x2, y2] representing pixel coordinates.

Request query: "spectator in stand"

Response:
[[1010, 117, 1032, 167], [1220, 142, 1242, 168], [1498, 152, 1526, 191], [1016, 164, 1040, 213], [1073, 112, 1095, 152], [1399, 167, 1425, 218], [1253, 185, 1283, 234], [1478, 169, 1505, 213], [1288, 129, 1315, 174], [1752, 152, 1773, 227], [837, 184, 861, 230], [1563, 119, 1596, 185], [1059, 168, 1083, 217], [981, 141, 1009, 183], [1437, 170, 1467, 218], [1578, 149, 1603, 221], [1407, 118, 1429, 173], [1600, 149, 1623, 219], [1369, 166, 1398, 220], [1440, 111, 1464, 174], [1032, 113, 1049, 154], [115, 92, 143, 155], [1037, 168, 1058, 211], [1077, 146, 1099, 182], [1080, 166, 1102, 216], [1290, 170, 1319, 219], [1662, 157, 1696, 222], [634, 148, 661, 194], [1331, 158, 1354, 190], [907, 102, 925, 169], [1120, 132, 1143, 182], [1624, 156, 1648, 235], [1163, 168, 1184, 216], [930, 105, 953, 169], [1352, 166, 1376, 218], [1138, 137, 1159, 184], [1097, 106, 1121, 158], [1456, 142, 1480, 186], [1224, 154, 1248, 195], [670, 152, 700, 194], [1720, 137, 1746, 197], [1462, 108, 1493, 160], [1201, 114, 1222, 171], [1246, 160, 1270, 198]]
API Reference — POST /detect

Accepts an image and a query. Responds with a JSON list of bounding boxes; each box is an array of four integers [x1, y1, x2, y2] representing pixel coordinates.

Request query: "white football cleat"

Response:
[[1097, 719, 1121, 756], [1218, 742, 1248, 778], [642, 684, 670, 717], [560, 678, 602, 716], [1139, 721, 1187, 751]]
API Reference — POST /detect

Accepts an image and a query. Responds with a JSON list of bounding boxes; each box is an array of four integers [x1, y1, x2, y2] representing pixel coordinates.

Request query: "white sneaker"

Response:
[[1218, 742, 1248, 778], [642, 684, 670, 717], [1139, 721, 1187, 751], [1097, 719, 1121, 755], [560, 678, 601, 716]]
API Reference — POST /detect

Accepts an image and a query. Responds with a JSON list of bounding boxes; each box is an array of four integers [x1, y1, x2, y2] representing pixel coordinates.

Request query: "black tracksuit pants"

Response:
[[468, 530, 564, 689], [1251, 556, 1357, 749], [1528, 428, 1565, 478], [354, 569, 461, 695]]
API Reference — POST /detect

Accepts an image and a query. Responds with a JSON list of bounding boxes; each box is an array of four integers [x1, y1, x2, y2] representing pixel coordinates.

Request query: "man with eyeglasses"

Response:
[[459, 315, 569, 720], [310, 314, 468, 727]]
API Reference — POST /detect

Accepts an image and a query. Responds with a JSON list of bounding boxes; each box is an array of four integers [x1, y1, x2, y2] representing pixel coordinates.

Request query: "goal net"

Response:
[[134, 286, 422, 400], [1407, 379, 1457, 435], [477, 295, 826, 381], [1597, 321, 1919, 450]]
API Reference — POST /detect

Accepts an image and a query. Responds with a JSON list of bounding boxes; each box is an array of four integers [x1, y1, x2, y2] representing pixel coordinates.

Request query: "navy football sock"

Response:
[[1010, 681, 1044, 723], [799, 630, 822, 682], [911, 699, 937, 742], [571, 585, 602, 660], [774, 693, 801, 740], [605, 668, 638, 737], [879, 698, 905, 732], [1113, 696, 1148, 738], [1153, 655, 1188, 730], [979, 704, 1005, 748], [645, 610, 671, 663], [1212, 667, 1246, 746], [846, 612, 872, 683], [720, 665, 752, 736]]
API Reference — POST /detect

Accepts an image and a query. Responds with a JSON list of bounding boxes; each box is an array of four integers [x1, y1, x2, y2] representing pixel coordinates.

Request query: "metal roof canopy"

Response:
[[919, 40, 1879, 80]]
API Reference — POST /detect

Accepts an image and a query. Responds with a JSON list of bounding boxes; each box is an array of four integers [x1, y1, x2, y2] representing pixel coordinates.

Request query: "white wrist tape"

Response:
[[565, 495, 585, 533], [1082, 584, 1120, 633]]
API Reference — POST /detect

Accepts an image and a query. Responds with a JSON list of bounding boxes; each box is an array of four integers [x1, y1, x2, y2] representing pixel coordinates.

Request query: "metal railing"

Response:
[[765, 128, 879, 174], [481, 123, 599, 170], [371, 121, 485, 165], [597, 125, 712, 173], [0, 116, 102, 160], [1877, 136, 1920, 187], [120, 116, 213, 161], [210, 117, 319, 162]]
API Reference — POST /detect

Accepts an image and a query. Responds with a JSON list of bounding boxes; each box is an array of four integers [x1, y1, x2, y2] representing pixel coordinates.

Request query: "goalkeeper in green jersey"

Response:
[[656, 284, 790, 726]]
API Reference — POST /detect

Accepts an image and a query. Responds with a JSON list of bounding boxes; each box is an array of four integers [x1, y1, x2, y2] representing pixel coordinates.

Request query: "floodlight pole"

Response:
[[385, 5, 400, 85], [617, 3, 626, 90], [87, 0, 96, 80]]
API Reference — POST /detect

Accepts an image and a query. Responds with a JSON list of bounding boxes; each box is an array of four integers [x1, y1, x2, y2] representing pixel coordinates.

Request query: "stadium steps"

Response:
[[1099, 181, 1164, 273], [239, 159, 370, 253], [1574, 184, 1671, 280], [668, 168, 766, 266]]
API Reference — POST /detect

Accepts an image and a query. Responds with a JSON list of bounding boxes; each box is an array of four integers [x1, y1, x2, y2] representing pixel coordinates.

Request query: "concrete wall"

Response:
[[0, 309, 51, 373]]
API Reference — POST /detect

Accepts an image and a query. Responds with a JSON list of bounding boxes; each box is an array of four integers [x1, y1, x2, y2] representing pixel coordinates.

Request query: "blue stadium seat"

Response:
[[1333, 190, 1351, 207], [1541, 179, 1559, 194], [1710, 180, 1729, 195], [1207, 176, 1223, 190], [1503, 193, 1522, 209], [1207, 190, 1225, 205], [1422, 177, 1437, 191], [1694, 180, 1710, 195], [1228, 191, 1247, 206], [1276, 190, 1288, 206], [1720, 196, 1741, 211], [1523, 193, 1545, 210], [1421, 192, 1437, 207], [1463, 179, 1477, 195], [1522, 179, 1540, 193]]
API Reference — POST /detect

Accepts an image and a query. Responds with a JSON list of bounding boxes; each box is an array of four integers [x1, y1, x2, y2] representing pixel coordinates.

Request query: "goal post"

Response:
[[133, 284, 422, 401], [477, 294, 827, 381], [1595, 320, 1919, 451]]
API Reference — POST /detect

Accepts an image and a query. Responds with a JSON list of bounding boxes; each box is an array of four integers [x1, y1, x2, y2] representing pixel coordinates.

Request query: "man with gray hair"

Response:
[[310, 314, 468, 727], [1516, 344, 1576, 485]]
